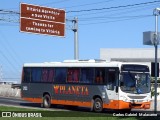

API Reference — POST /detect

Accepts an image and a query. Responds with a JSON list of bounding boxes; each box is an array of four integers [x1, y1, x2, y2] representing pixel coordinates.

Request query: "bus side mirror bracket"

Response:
[[107, 84, 113, 90], [115, 86, 118, 93]]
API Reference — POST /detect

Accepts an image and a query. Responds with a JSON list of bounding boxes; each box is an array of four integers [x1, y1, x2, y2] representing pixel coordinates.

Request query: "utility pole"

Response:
[[143, 8, 160, 114], [153, 8, 160, 114], [72, 17, 79, 60]]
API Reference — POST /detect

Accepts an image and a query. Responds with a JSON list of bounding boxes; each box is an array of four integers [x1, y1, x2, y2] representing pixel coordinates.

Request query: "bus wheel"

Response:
[[42, 94, 51, 108], [93, 98, 103, 112]]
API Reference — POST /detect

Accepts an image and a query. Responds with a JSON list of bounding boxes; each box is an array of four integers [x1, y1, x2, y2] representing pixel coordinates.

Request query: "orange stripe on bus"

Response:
[[22, 97, 150, 110], [22, 97, 42, 103], [51, 100, 91, 107], [22, 97, 91, 107]]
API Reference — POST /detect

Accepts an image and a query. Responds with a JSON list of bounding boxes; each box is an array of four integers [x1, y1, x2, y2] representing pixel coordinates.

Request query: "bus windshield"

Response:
[[120, 72, 150, 94]]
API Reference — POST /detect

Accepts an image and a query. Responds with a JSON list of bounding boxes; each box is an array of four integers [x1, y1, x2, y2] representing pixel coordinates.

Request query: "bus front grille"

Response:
[[128, 96, 146, 99]]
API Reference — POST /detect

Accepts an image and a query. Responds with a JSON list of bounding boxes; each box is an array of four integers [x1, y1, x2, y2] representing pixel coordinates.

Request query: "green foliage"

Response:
[[151, 87, 159, 97], [151, 77, 160, 83]]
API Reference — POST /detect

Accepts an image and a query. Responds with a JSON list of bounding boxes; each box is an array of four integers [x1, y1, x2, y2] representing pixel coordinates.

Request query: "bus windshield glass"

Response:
[[120, 65, 150, 94]]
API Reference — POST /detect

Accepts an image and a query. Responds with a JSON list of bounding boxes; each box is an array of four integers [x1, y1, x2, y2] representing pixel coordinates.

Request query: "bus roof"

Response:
[[23, 59, 147, 68]]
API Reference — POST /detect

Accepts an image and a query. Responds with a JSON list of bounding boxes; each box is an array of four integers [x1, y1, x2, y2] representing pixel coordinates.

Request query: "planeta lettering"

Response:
[[53, 85, 89, 96]]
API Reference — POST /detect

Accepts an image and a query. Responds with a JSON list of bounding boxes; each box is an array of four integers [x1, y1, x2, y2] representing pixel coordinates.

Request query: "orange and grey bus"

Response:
[[21, 59, 151, 112]]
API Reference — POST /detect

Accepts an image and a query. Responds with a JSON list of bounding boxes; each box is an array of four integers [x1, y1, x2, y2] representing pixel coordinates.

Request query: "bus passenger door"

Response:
[[105, 68, 119, 109]]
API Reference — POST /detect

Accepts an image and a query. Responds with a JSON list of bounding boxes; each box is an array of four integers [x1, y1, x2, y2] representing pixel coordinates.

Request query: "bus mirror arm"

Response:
[[115, 86, 118, 93]]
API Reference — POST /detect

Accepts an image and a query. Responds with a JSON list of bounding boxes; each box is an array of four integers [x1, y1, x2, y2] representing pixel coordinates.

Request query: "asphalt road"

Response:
[[0, 97, 28, 105], [0, 96, 69, 111]]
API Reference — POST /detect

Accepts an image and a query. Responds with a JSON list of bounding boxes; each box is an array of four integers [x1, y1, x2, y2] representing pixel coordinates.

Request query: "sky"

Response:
[[0, 0, 159, 83]]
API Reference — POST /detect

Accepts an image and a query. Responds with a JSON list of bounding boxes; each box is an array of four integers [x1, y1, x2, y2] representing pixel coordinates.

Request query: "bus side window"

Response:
[[23, 67, 31, 83], [107, 68, 117, 90], [41, 68, 54, 83], [42, 68, 48, 82], [31, 68, 42, 82], [54, 68, 67, 84], [80, 68, 94, 84], [95, 68, 105, 84], [48, 68, 54, 82], [67, 68, 80, 83]]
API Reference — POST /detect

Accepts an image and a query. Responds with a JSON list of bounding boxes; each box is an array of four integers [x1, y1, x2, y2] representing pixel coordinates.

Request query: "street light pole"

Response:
[[72, 17, 79, 60], [153, 8, 160, 114]]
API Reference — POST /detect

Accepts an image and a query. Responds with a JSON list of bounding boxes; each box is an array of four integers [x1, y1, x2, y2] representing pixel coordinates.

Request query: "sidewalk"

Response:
[[150, 99, 160, 111]]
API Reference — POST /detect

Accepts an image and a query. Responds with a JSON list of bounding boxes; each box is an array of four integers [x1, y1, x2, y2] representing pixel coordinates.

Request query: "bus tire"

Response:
[[42, 94, 51, 108], [93, 98, 103, 112]]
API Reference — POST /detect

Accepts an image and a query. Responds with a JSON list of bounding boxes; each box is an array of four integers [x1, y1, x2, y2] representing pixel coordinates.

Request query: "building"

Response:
[[100, 48, 160, 72]]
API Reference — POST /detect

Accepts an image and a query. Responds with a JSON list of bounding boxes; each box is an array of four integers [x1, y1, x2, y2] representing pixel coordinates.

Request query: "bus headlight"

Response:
[[123, 96, 128, 102], [120, 96, 128, 102]]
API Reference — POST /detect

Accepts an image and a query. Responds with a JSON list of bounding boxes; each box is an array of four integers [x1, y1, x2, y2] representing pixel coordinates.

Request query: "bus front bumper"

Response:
[[103, 100, 151, 110]]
